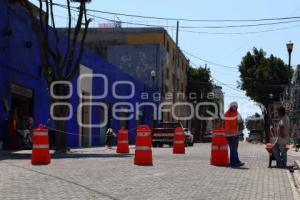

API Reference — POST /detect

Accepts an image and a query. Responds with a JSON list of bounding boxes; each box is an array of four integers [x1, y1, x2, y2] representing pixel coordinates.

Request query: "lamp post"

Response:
[[151, 70, 156, 84], [286, 41, 294, 100], [150, 70, 157, 125], [286, 41, 294, 68]]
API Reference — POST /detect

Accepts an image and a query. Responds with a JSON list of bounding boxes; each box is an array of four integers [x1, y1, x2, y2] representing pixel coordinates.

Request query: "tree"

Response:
[[238, 48, 293, 142], [187, 66, 213, 141], [17, 0, 92, 152], [187, 66, 213, 100]]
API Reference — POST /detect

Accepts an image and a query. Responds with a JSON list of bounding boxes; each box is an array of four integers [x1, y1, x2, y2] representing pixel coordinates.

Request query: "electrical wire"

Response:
[[177, 24, 300, 35], [51, 2, 300, 23], [184, 51, 238, 69], [47, 3, 300, 35], [52, 3, 300, 29]]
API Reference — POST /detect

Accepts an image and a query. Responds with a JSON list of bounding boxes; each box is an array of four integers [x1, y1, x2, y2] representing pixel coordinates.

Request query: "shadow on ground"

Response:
[[0, 150, 134, 161]]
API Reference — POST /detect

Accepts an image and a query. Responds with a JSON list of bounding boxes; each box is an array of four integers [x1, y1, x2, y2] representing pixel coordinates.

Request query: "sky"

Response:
[[30, 0, 300, 121]]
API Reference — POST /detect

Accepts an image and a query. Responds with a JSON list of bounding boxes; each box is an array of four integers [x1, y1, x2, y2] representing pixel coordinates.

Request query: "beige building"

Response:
[[59, 27, 189, 123]]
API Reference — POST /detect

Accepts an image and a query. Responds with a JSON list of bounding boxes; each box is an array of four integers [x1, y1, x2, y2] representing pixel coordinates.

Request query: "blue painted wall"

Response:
[[0, 0, 155, 148], [107, 44, 168, 94]]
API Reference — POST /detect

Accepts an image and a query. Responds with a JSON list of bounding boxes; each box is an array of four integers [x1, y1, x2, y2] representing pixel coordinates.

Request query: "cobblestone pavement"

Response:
[[0, 143, 298, 200]]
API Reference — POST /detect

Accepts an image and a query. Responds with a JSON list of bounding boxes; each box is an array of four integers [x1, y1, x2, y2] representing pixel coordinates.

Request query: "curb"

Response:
[[293, 160, 300, 189]]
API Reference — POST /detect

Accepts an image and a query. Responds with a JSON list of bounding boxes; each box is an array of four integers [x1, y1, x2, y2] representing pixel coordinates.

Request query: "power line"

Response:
[[53, 3, 300, 29], [178, 24, 300, 35], [213, 78, 244, 93], [52, 2, 300, 23], [181, 19, 300, 29], [50, 2, 292, 90], [188, 63, 244, 93], [51, 3, 300, 36], [184, 51, 238, 69]]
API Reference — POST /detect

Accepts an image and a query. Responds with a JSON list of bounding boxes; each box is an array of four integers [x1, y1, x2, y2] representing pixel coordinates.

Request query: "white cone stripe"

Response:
[[212, 145, 228, 150], [34, 132, 48, 136], [219, 145, 228, 150], [212, 145, 219, 150], [135, 146, 151, 151], [174, 141, 185, 144], [33, 144, 49, 149], [118, 141, 128, 144]]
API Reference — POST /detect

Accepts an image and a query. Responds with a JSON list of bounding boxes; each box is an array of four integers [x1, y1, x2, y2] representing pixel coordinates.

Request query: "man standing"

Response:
[[47, 118, 56, 150], [106, 128, 116, 149], [272, 107, 290, 168], [224, 102, 245, 167]]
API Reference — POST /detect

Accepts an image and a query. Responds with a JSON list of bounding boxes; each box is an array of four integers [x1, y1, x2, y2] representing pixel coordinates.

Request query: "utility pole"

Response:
[[173, 21, 179, 121], [173, 21, 179, 102]]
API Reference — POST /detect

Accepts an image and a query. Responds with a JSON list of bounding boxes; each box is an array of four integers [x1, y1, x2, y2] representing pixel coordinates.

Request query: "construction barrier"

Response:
[[116, 128, 129, 154], [210, 128, 229, 166], [173, 127, 185, 154], [31, 124, 51, 165], [134, 125, 153, 166]]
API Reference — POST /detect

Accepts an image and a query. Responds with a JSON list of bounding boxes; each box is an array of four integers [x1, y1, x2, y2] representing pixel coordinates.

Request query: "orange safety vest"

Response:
[[224, 109, 238, 136]]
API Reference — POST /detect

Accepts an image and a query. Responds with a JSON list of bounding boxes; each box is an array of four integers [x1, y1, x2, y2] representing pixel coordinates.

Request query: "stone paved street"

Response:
[[0, 143, 299, 200]]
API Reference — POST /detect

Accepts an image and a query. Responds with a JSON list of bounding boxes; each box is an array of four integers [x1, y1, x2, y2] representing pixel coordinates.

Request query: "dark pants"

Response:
[[106, 135, 114, 147], [49, 130, 56, 149], [272, 143, 287, 167], [227, 136, 240, 166]]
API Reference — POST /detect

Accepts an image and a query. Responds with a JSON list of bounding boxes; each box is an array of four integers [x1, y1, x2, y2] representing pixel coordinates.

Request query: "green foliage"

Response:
[[238, 48, 293, 105], [187, 66, 213, 101]]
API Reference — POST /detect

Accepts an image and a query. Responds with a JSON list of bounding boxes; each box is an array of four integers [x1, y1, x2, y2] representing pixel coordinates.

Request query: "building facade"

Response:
[[59, 27, 189, 124], [289, 65, 300, 136], [0, 0, 155, 150]]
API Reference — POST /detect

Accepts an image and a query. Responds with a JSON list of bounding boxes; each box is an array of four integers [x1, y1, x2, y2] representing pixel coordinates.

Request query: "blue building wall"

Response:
[[107, 44, 168, 94], [0, 0, 155, 149]]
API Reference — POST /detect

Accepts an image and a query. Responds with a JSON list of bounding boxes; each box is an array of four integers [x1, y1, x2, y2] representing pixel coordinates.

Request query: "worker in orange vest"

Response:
[[224, 102, 245, 167]]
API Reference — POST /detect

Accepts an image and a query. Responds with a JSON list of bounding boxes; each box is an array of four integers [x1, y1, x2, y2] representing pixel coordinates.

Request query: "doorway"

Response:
[[10, 83, 34, 150], [11, 96, 33, 119], [81, 92, 91, 147]]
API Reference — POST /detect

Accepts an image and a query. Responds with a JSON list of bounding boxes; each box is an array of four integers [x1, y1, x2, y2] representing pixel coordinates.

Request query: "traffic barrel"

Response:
[[173, 127, 185, 154], [116, 128, 129, 154], [134, 125, 153, 166], [210, 128, 228, 166], [31, 124, 51, 165]]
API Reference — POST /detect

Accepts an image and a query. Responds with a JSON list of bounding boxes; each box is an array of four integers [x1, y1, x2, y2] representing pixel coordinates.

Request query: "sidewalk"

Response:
[[288, 146, 300, 196]]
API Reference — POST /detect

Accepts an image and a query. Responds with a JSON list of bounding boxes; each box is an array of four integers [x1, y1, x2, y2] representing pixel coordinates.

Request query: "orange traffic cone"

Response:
[[31, 124, 51, 165], [210, 128, 229, 166], [116, 128, 129, 154], [173, 127, 185, 154], [134, 125, 153, 166]]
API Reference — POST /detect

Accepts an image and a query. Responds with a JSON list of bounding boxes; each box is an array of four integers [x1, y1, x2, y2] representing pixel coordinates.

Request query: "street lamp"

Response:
[[150, 70, 157, 125], [286, 40, 294, 68], [151, 70, 156, 81], [286, 41, 294, 99]]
